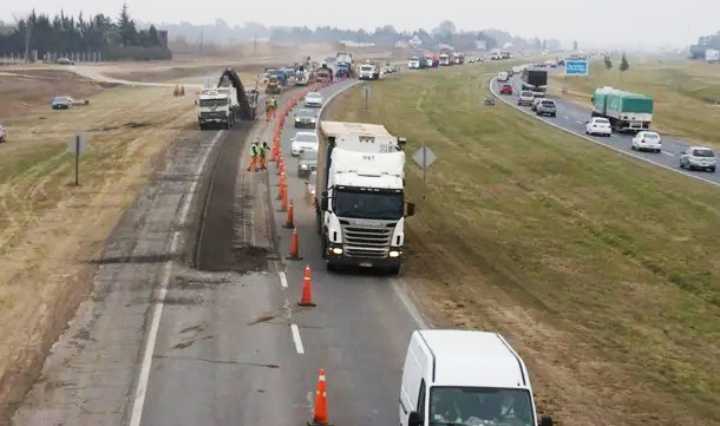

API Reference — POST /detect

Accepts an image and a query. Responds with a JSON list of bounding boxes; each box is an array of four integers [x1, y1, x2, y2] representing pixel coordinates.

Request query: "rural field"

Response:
[[326, 63, 720, 425], [549, 57, 720, 147], [0, 68, 198, 415]]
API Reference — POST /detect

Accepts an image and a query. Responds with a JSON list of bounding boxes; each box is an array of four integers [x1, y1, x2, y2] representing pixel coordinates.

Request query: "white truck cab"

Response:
[[197, 88, 237, 130], [400, 330, 553, 426]]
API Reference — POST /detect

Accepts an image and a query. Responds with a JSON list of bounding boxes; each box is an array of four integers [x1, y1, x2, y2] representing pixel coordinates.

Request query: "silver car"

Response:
[[304, 92, 323, 108], [297, 149, 318, 177], [680, 146, 716, 172]]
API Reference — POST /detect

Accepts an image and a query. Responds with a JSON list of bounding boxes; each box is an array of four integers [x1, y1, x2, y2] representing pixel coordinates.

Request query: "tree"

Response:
[[620, 53, 629, 72], [118, 3, 137, 47], [432, 20, 456, 44], [604, 55, 613, 70]]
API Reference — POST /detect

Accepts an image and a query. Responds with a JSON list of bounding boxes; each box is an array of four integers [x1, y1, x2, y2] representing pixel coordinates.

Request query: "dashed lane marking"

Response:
[[279, 271, 288, 289], [291, 324, 305, 354]]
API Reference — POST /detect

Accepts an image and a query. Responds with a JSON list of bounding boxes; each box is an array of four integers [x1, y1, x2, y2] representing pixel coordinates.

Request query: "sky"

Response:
[[3, 0, 718, 49]]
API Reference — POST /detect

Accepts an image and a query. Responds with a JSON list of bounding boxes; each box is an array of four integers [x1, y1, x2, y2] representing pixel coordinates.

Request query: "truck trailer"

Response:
[[315, 121, 415, 274], [521, 68, 548, 96], [591, 87, 654, 132]]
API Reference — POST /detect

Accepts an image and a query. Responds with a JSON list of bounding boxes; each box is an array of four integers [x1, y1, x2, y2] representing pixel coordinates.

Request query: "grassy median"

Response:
[[326, 64, 720, 425]]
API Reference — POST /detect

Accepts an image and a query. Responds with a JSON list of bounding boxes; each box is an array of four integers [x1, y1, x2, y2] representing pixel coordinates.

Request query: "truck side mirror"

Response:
[[321, 191, 329, 210], [408, 411, 423, 426], [539, 416, 554, 426], [398, 137, 408, 150], [406, 202, 416, 217]]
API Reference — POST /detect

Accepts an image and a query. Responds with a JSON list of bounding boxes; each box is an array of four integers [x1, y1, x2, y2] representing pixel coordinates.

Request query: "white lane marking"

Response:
[[291, 324, 305, 354], [488, 79, 720, 189], [392, 280, 429, 329], [279, 271, 288, 289], [129, 130, 224, 426], [662, 150, 675, 157]]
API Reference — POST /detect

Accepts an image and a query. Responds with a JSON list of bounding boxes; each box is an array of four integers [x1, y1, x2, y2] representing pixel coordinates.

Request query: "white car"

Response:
[[631, 131, 662, 153], [497, 71, 509, 82], [291, 131, 319, 156], [680, 146, 716, 172], [585, 117, 612, 137], [0, 124, 6, 143], [304, 92, 323, 108]]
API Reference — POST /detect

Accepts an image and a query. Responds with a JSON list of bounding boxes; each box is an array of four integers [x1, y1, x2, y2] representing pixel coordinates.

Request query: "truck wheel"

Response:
[[386, 265, 401, 275]]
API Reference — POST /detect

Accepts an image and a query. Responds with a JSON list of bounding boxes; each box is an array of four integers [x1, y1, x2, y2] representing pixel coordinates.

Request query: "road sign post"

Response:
[[412, 145, 437, 199], [67, 133, 88, 186]]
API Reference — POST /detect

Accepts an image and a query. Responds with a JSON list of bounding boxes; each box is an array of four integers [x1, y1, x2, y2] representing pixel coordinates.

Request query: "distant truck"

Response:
[[591, 87, 654, 132], [706, 48, 720, 63], [452, 52, 465, 65], [198, 68, 254, 129], [358, 62, 380, 80], [439, 53, 452, 66], [521, 68, 548, 96], [408, 56, 422, 70], [315, 121, 414, 274], [315, 66, 334, 84], [336, 52, 354, 78]]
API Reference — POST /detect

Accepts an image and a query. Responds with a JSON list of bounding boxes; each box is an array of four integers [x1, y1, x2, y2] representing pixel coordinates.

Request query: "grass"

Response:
[[326, 63, 720, 425], [550, 57, 720, 146]]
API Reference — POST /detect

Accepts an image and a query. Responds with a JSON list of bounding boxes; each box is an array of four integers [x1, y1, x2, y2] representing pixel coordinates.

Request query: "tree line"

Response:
[[0, 5, 164, 56]]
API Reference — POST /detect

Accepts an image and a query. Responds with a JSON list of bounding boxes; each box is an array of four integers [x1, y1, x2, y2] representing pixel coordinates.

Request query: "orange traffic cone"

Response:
[[299, 265, 315, 306], [288, 228, 302, 260], [285, 200, 295, 228], [280, 185, 289, 212], [308, 369, 330, 425]]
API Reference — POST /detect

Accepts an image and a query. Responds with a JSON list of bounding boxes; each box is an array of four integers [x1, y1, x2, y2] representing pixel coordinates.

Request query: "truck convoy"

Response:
[[197, 68, 254, 130], [521, 68, 548, 97], [315, 121, 414, 274], [591, 87, 654, 132]]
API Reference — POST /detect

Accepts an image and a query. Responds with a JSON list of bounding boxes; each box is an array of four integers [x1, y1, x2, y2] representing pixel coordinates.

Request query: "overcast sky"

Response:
[[3, 0, 717, 48]]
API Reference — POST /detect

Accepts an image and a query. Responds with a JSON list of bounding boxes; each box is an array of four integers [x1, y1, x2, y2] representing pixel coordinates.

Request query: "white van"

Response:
[[497, 71, 510, 82], [400, 330, 553, 426]]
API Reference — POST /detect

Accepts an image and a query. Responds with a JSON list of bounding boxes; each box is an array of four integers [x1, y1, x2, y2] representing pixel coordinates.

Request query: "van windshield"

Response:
[[429, 387, 534, 426]]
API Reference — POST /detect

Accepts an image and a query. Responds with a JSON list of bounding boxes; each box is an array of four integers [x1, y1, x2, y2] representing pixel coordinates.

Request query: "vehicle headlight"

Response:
[[389, 250, 401, 258], [300, 164, 308, 170], [332, 248, 343, 255]]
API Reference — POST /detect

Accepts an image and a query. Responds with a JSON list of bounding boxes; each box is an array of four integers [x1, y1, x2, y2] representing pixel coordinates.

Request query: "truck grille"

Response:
[[342, 225, 393, 258]]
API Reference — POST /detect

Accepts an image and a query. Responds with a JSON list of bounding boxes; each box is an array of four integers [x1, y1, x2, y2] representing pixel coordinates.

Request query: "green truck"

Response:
[[591, 87, 653, 132]]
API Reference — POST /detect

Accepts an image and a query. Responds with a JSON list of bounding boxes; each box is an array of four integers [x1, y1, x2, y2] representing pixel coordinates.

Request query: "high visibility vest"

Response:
[[260, 144, 269, 158], [250, 144, 259, 157]]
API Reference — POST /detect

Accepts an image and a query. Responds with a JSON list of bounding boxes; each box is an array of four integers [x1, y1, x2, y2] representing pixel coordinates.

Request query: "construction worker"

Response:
[[260, 141, 270, 170], [265, 97, 274, 122], [247, 140, 260, 172], [271, 96, 279, 120]]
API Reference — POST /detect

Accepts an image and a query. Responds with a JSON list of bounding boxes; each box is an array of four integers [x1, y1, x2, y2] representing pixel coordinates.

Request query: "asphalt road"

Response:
[[14, 79, 426, 426], [136, 79, 424, 426], [491, 77, 720, 188]]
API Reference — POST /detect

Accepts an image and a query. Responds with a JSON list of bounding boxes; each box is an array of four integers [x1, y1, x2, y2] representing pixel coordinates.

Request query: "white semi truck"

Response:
[[315, 121, 415, 274]]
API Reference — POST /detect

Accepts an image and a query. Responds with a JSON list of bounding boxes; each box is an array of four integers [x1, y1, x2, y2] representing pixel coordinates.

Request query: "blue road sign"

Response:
[[565, 59, 589, 76]]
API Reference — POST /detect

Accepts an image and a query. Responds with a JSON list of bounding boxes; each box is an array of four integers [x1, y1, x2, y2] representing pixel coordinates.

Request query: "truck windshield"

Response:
[[333, 189, 404, 220], [200, 98, 228, 107], [429, 387, 534, 426]]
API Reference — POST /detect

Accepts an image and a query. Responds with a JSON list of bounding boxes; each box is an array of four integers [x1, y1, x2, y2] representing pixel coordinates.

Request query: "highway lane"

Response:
[[491, 77, 720, 188], [137, 79, 425, 426]]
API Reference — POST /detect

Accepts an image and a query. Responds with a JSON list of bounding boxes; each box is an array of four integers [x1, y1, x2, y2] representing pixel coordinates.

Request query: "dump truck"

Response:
[[521, 68, 548, 96], [315, 121, 415, 274], [591, 87, 654, 132], [197, 68, 254, 129]]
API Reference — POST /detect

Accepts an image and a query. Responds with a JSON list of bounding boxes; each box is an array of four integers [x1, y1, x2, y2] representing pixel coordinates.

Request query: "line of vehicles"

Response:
[[408, 51, 483, 70], [498, 67, 717, 173]]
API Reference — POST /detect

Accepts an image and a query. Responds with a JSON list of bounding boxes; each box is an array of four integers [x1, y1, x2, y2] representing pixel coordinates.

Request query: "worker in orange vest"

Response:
[[247, 140, 260, 172]]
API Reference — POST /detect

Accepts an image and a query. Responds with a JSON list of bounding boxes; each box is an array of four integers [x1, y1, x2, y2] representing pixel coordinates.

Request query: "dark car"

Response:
[[51, 96, 74, 110], [500, 84, 513, 95], [294, 108, 318, 129]]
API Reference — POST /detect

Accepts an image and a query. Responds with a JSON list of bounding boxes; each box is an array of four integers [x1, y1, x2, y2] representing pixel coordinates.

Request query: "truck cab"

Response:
[[316, 122, 414, 274], [408, 57, 422, 70], [197, 89, 235, 130], [359, 63, 378, 80], [400, 330, 553, 426]]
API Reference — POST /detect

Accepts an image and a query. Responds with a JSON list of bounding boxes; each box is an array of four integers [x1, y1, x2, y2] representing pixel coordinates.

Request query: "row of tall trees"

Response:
[[269, 21, 499, 51], [0, 5, 164, 56]]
